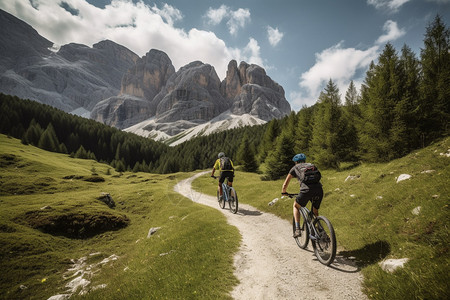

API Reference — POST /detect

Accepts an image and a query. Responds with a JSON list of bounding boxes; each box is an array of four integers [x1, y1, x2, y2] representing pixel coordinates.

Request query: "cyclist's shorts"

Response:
[[296, 187, 323, 210], [219, 171, 234, 184]]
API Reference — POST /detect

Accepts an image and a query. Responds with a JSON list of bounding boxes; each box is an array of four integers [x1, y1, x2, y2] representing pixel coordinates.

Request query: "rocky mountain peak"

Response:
[[120, 49, 175, 102], [153, 61, 228, 123], [0, 9, 52, 71]]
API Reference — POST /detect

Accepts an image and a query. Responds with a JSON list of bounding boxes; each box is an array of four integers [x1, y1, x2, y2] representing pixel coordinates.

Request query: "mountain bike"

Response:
[[285, 193, 336, 266], [212, 176, 238, 214]]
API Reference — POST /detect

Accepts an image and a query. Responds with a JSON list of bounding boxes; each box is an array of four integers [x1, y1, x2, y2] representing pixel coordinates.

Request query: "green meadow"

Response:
[[0, 134, 239, 300], [193, 137, 450, 300]]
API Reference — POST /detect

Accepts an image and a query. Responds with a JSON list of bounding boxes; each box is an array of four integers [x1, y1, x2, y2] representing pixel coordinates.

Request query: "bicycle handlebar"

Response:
[[282, 193, 298, 198]]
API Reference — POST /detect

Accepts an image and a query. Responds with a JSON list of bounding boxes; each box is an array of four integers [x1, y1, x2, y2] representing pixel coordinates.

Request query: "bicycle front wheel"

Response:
[[293, 207, 309, 249], [228, 188, 238, 214], [312, 216, 336, 266], [217, 190, 225, 209]]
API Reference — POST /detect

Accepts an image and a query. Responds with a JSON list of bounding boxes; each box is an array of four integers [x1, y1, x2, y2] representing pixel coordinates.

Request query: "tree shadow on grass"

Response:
[[339, 240, 391, 268]]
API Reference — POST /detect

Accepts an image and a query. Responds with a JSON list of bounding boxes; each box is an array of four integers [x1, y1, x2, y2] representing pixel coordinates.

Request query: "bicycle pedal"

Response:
[[309, 235, 316, 240]]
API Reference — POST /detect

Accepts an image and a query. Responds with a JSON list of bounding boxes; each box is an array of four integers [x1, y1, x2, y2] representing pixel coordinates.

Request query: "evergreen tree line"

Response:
[[259, 15, 449, 179], [0, 93, 266, 174], [0, 95, 168, 173]]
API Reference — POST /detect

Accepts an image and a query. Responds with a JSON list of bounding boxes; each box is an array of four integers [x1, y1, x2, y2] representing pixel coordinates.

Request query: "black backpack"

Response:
[[297, 163, 321, 184], [220, 157, 233, 170]]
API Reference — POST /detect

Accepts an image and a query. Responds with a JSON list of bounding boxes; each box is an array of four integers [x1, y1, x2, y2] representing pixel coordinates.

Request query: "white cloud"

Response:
[[204, 5, 250, 35], [150, 2, 183, 26], [267, 26, 284, 46], [205, 5, 228, 26], [0, 0, 262, 80], [243, 38, 264, 67], [227, 8, 250, 35], [367, 0, 411, 12], [376, 20, 406, 44], [290, 16, 408, 110], [291, 42, 378, 109]]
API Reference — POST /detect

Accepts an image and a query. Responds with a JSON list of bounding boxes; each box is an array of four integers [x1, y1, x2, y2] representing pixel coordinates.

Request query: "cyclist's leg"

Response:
[[293, 201, 301, 224], [226, 171, 233, 187], [218, 172, 226, 197], [311, 187, 323, 217], [294, 193, 308, 225]]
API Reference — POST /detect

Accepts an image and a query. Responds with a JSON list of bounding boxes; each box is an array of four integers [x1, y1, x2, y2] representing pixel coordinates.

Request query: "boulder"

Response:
[[379, 258, 409, 273], [396, 174, 412, 183]]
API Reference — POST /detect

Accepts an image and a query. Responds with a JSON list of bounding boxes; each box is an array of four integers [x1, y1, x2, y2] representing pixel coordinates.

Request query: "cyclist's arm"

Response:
[[282, 174, 293, 194], [212, 159, 220, 177]]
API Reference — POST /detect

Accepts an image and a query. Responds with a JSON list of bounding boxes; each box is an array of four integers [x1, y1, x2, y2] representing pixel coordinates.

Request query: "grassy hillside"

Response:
[[0, 134, 239, 299], [193, 137, 450, 300]]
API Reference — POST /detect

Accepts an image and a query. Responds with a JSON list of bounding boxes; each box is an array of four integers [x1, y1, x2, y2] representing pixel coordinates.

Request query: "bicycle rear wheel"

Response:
[[312, 216, 336, 266], [217, 189, 225, 209], [228, 188, 238, 214], [293, 207, 309, 249]]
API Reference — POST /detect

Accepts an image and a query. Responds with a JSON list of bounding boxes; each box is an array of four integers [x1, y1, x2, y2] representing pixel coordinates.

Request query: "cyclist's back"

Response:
[[282, 154, 323, 237]]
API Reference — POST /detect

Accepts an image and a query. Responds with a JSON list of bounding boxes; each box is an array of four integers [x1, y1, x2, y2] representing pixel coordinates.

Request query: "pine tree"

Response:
[[359, 43, 404, 161], [420, 14, 450, 143], [342, 81, 360, 161], [38, 123, 60, 152], [263, 133, 294, 180], [396, 44, 422, 151], [74, 145, 88, 159], [294, 105, 314, 155], [258, 119, 280, 161], [22, 119, 43, 146], [237, 134, 258, 172], [309, 79, 343, 168]]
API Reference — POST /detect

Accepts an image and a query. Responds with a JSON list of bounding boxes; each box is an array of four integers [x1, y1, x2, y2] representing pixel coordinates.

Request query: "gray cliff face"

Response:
[[232, 84, 291, 121], [221, 60, 290, 120], [0, 9, 139, 112], [0, 9, 52, 72], [90, 49, 175, 128], [120, 49, 175, 102], [154, 61, 229, 123], [58, 40, 139, 91], [90, 95, 153, 129]]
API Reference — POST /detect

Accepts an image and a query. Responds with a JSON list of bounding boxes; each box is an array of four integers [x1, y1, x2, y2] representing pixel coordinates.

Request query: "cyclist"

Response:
[[281, 153, 323, 238], [211, 152, 235, 201]]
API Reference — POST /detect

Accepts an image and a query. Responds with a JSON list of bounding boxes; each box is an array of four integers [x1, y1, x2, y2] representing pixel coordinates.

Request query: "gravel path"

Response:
[[174, 172, 368, 300]]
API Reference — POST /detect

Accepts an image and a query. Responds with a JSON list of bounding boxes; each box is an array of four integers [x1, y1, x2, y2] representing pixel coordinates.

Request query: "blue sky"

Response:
[[0, 0, 449, 110]]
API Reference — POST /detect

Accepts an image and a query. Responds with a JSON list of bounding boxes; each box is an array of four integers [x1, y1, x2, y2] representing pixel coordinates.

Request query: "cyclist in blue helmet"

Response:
[[282, 153, 323, 238]]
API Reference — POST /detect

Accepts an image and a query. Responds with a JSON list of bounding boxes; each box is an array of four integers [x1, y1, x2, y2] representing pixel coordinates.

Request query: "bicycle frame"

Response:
[[301, 205, 320, 241]]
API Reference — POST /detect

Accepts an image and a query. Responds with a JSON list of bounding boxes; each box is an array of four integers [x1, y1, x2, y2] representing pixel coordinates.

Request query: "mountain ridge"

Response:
[[0, 8, 291, 143]]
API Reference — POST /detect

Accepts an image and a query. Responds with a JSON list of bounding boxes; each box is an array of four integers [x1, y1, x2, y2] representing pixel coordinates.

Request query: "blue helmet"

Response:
[[292, 153, 306, 162]]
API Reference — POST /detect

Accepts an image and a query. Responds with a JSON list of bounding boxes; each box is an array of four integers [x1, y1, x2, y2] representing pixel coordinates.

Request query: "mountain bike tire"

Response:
[[228, 187, 238, 214], [217, 190, 225, 209], [293, 207, 309, 249], [312, 216, 336, 266]]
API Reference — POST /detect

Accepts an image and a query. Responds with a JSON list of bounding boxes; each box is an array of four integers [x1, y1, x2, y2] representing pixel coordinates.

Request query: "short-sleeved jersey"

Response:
[[214, 157, 234, 172], [289, 163, 322, 193]]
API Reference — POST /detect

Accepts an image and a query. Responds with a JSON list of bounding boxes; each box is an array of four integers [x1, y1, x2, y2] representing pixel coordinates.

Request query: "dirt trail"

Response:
[[174, 172, 368, 300]]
